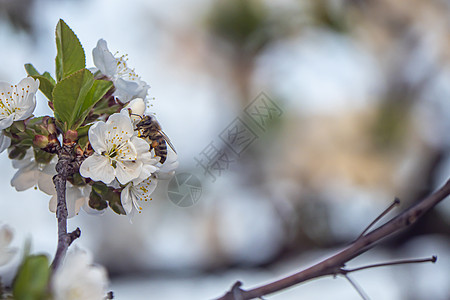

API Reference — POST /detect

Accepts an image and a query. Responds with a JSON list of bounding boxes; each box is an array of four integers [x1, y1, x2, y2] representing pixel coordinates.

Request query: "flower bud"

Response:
[[33, 135, 49, 148], [64, 130, 78, 143], [47, 122, 57, 135], [124, 98, 145, 122]]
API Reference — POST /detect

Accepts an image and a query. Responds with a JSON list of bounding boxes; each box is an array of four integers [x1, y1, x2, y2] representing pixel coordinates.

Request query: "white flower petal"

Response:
[[66, 185, 86, 218], [131, 136, 150, 154], [114, 78, 148, 103], [88, 121, 108, 153], [120, 183, 133, 215], [106, 112, 134, 141], [52, 249, 109, 300], [132, 163, 158, 185], [0, 114, 15, 130], [37, 173, 56, 195], [0, 250, 16, 266], [156, 147, 179, 179], [49, 185, 88, 218], [11, 167, 38, 191], [0, 82, 13, 93], [123, 98, 146, 119], [92, 39, 117, 77], [106, 179, 121, 189], [0, 225, 13, 247], [0, 82, 14, 120], [0, 133, 11, 153], [49, 195, 57, 214], [0, 225, 16, 267], [38, 161, 57, 195], [80, 154, 115, 184], [134, 177, 158, 201], [15, 77, 39, 107], [115, 160, 142, 185], [14, 77, 38, 120]]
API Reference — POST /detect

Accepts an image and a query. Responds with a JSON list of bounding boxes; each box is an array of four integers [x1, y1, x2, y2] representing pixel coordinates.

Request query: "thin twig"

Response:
[[341, 256, 437, 274], [68, 227, 81, 246], [357, 197, 400, 239], [343, 274, 370, 300], [216, 179, 450, 300]]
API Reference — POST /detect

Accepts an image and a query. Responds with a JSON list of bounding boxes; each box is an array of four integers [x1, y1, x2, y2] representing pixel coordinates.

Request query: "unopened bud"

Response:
[[124, 98, 145, 122], [47, 123, 57, 135], [33, 135, 49, 148], [64, 130, 78, 144]]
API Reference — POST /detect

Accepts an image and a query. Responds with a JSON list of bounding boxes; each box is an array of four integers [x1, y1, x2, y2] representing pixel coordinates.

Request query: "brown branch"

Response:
[[216, 179, 450, 300], [50, 144, 81, 271], [357, 197, 400, 240], [341, 256, 437, 274]]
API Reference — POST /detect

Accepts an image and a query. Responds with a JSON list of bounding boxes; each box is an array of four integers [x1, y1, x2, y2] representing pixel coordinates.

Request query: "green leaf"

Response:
[[52, 69, 94, 131], [13, 255, 50, 300], [24, 64, 56, 101], [34, 76, 55, 101], [72, 79, 113, 128], [33, 148, 55, 164], [89, 189, 108, 211], [8, 146, 27, 160], [106, 189, 126, 215], [55, 19, 86, 82], [77, 124, 92, 137], [42, 72, 56, 85], [77, 124, 92, 149], [24, 63, 40, 76]]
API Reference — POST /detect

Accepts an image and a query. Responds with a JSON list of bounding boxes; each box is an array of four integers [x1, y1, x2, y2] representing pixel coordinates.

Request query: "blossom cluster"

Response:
[[1, 38, 177, 218], [0, 19, 179, 299]]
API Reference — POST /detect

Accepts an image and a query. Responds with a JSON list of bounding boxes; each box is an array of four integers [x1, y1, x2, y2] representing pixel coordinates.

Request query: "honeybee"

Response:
[[135, 115, 176, 164]]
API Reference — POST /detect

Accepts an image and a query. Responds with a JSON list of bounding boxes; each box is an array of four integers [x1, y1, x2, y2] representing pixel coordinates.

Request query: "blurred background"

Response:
[[0, 0, 450, 299]]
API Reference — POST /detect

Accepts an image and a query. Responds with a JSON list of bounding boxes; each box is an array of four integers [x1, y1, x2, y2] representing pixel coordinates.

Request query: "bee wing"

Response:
[[159, 130, 177, 154]]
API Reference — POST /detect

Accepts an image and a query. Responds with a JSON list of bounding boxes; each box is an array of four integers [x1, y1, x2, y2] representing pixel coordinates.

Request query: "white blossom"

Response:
[[155, 146, 179, 180], [0, 132, 11, 153], [52, 249, 109, 300], [123, 98, 146, 124], [93, 39, 149, 103], [0, 77, 39, 130], [10, 148, 56, 195], [121, 176, 157, 215], [121, 98, 179, 179], [80, 111, 159, 185], [49, 184, 91, 218], [0, 224, 16, 266]]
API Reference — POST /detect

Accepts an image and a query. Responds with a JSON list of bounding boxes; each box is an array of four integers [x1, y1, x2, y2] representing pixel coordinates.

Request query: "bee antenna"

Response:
[[130, 113, 143, 120]]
